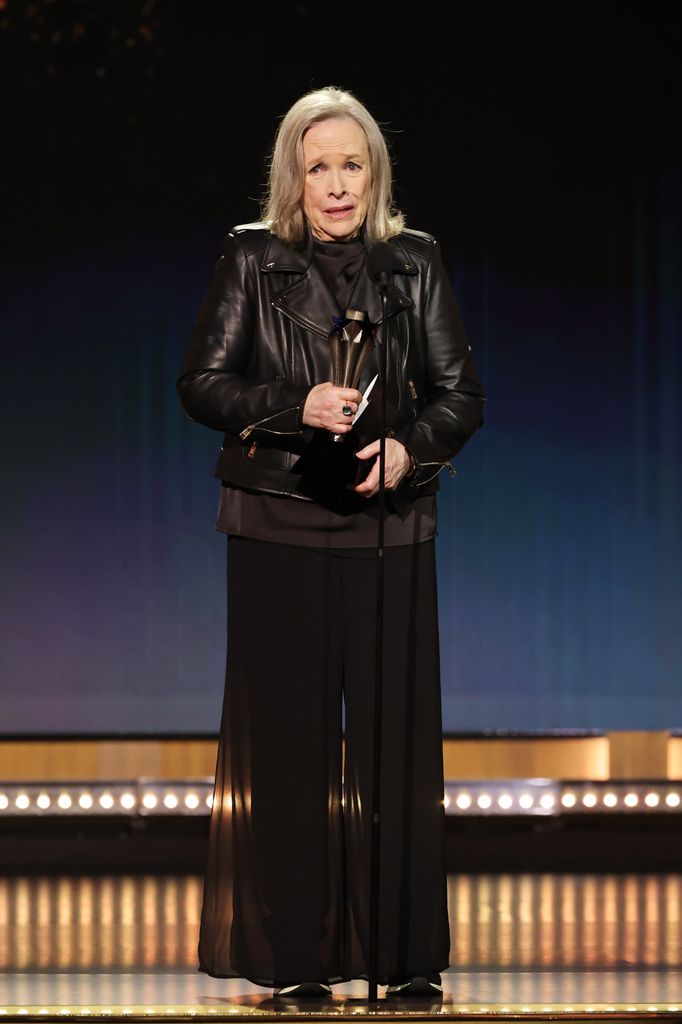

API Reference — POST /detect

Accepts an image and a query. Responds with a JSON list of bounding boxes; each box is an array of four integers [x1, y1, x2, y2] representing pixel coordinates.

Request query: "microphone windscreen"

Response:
[[367, 241, 400, 281]]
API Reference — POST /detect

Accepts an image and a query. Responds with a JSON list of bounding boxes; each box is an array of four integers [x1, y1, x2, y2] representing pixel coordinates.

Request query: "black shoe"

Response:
[[272, 981, 332, 998], [385, 972, 443, 997]]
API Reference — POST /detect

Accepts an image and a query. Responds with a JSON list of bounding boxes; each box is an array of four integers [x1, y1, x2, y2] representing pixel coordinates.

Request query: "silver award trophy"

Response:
[[328, 308, 374, 442], [291, 308, 377, 502]]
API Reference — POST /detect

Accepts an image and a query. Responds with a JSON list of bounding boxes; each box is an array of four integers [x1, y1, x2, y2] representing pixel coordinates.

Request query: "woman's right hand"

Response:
[[301, 382, 364, 433]]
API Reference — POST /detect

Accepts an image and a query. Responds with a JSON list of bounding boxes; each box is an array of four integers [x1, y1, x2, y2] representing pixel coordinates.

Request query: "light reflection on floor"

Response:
[[447, 873, 682, 969], [0, 874, 681, 1016], [1, 872, 681, 972], [1, 971, 682, 1017], [0, 874, 204, 971]]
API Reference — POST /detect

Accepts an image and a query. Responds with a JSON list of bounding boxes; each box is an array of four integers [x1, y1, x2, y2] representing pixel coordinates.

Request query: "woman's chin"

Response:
[[324, 223, 360, 242], [308, 216, 361, 243]]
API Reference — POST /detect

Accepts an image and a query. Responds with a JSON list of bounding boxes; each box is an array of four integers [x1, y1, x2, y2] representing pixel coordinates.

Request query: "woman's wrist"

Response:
[[403, 447, 419, 480]]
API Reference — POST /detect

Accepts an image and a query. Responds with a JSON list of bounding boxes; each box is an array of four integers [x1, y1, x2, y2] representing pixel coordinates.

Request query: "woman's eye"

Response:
[[308, 162, 362, 174]]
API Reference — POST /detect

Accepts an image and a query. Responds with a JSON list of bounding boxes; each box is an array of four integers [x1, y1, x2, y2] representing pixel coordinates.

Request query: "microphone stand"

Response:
[[367, 273, 389, 1003]]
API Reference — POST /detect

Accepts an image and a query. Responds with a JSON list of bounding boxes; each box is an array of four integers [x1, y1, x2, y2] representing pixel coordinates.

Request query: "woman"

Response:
[[177, 85, 485, 999]]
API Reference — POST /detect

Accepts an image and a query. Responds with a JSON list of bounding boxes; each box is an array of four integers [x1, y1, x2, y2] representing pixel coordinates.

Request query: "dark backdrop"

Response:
[[1, 2, 680, 734]]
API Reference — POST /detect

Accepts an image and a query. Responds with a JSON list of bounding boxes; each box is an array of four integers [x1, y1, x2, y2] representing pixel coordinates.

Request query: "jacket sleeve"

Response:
[[177, 231, 311, 438], [393, 238, 485, 480]]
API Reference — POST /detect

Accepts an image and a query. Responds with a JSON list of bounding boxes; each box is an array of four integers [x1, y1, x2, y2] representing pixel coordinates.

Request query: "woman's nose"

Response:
[[328, 168, 347, 196]]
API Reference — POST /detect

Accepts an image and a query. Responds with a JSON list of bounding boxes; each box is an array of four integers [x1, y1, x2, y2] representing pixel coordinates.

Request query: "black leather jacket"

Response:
[[177, 221, 485, 508]]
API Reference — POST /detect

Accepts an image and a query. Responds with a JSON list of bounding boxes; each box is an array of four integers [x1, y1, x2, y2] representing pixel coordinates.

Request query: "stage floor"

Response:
[[1, 969, 682, 1018], [1, 872, 681, 1019]]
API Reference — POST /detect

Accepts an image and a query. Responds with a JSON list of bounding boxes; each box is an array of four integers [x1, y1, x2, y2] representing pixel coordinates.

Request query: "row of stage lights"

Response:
[[0, 778, 681, 816], [0, 781, 211, 816], [443, 779, 682, 815]]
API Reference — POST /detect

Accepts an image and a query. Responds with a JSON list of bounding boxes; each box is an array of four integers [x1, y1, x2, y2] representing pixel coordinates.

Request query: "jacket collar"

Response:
[[262, 222, 417, 339]]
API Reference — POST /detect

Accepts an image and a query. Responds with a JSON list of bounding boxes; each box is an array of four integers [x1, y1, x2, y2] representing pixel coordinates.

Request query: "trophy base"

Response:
[[292, 429, 372, 508]]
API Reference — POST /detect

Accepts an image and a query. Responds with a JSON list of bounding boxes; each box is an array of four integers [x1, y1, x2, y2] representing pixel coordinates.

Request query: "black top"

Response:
[[311, 235, 366, 313], [215, 232, 437, 550]]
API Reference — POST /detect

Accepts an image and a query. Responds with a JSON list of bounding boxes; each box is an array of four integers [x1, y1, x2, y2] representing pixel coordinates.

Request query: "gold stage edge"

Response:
[[0, 731, 681, 782]]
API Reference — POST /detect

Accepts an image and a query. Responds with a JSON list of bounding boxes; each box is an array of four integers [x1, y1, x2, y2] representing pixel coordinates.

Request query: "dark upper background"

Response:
[[3, 2, 677, 275], [1, 2, 680, 734]]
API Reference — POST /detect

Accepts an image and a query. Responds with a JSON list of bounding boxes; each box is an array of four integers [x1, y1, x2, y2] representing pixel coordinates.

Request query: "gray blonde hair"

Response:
[[261, 85, 406, 246]]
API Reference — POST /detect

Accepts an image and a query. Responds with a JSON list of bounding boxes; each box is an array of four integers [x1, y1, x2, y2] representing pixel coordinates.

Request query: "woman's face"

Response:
[[301, 117, 371, 242]]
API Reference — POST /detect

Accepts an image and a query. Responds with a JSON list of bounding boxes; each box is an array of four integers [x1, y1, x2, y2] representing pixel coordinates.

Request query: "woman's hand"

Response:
[[353, 438, 413, 497], [301, 382, 364, 433]]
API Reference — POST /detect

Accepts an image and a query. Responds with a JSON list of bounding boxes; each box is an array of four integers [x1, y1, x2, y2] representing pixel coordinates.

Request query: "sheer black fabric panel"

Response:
[[197, 536, 450, 985]]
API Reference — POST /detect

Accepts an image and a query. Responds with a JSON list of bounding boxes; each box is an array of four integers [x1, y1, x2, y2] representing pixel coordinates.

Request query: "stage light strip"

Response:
[[443, 779, 682, 815], [0, 778, 681, 816], [0, 779, 214, 816]]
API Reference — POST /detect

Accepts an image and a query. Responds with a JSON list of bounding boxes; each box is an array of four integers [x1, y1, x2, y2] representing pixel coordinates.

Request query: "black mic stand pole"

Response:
[[367, 273, 389, 1003]]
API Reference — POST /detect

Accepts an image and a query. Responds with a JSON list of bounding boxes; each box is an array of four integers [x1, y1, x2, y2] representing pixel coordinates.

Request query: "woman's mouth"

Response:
[[325, 206, 354, 219]]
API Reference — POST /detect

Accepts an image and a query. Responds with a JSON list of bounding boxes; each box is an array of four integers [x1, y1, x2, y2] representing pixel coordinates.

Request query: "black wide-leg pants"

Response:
[[198, 535, 450, 986]]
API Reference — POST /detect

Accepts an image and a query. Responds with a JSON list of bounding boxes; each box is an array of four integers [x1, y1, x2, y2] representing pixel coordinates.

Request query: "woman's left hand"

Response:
[[353, 438, 413, 497]]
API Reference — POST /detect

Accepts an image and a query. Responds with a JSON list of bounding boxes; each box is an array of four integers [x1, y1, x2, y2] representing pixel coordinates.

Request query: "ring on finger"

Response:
[[342, 404, 353, 416]]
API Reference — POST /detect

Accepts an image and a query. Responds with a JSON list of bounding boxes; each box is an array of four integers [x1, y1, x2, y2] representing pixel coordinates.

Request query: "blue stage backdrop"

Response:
[[1, 164, 680, 735], [1, 5, 680, 735]]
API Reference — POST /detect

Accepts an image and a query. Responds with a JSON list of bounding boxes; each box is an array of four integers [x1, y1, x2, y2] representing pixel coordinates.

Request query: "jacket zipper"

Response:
[[270, 298, 329, 340], [413, 460, 457, 486], [239, 404, 301, 440]]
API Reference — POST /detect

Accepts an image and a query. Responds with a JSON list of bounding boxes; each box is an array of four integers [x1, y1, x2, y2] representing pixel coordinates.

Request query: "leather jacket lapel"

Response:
[[355, 222, 418, 324], [346, 264, 413, 328], [262, 224, 417, 340]]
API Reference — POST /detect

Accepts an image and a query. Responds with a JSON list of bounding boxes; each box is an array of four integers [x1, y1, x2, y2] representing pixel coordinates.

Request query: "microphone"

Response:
[[367, 241, 401, 289]]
